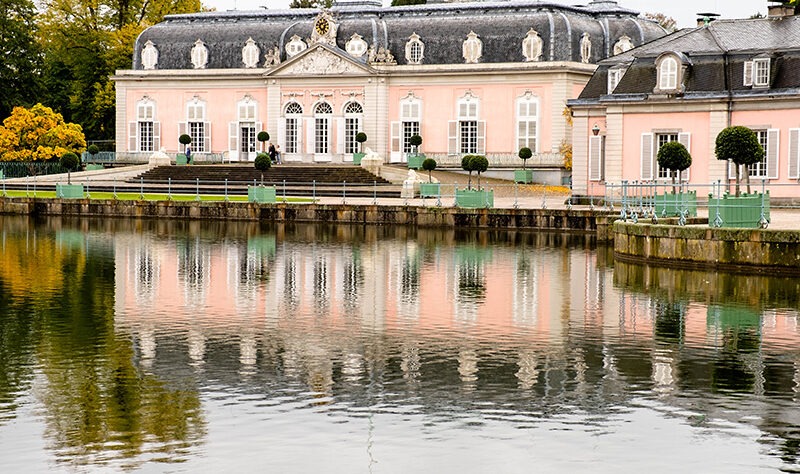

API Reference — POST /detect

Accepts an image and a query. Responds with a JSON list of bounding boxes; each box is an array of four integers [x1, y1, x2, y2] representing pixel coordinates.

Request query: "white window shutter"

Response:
[[641, 133, 654, 181], [477, 121, 486, 155], [178, 122, 187, 138], [336, 118, 345, 155], [390, 121, 401, 162], [203, 122, 211, 153], [327, 118, 333, 155], [678, 132, 691, 181], [297, 119, 304, 154], [589, 135, 603, 181], [767, 128, 779, 180], [306, 118, 315, 155], [129, 122, 137, 151], [448, 120, 458, 155], [789, 128, 800, 179], [743, 61, 753, 87], [153, 122, 161, 151], [278, 118, 287, 153], [228, 122, 238, 161]]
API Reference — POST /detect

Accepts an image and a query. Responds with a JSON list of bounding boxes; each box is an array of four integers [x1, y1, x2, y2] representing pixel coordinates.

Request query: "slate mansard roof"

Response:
[[132, 0, 666, 70], [576, 14, 800, 102]]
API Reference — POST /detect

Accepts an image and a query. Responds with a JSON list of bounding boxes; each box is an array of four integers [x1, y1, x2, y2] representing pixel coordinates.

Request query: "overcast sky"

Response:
[[202, 1, 765, 29]]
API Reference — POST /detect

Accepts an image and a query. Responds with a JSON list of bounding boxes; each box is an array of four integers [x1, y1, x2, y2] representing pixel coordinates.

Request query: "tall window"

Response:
[[748, 130, 769, 178], [343, 102, 363, 154], [285, 102, 303, 154], [608, 68, 625, 93], [186, 100, 207, 152], [401, 98, 421, 153], [238, 98, 257, 158], [656, 133, 679, 179], [753, 58, 770, 87], [458, 98, 479, 154], [516, 95, 538, 151], [658, 56, 678, 90], [314, 102, 332, 154], [137, 100, 155, 152]]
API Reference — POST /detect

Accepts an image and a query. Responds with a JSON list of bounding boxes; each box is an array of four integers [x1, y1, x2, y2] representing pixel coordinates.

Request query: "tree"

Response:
[[0, 104, 86, 162], [518, 147, 532, 170], [60, 151, 79, 184], [257, 131, 270, 152], [461, 154, 475, 190], [409, 134, 422, 155], [179, 133, 192, 153], [422, 158, 436, 183], [254, 152, 271, 184], [645, 12, 678, 33], [715, 126, 764, 196], [392, 0, 426, 5], [289, 0, 332, 7], [355, 132, 367, 153], [471, 155, 489, 190], [656, 141, 692, 191], [0, 0, 41, 119]]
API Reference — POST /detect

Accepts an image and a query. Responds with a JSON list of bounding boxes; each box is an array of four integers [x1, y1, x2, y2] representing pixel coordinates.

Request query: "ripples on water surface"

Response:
[[0, 216, 799, 472]]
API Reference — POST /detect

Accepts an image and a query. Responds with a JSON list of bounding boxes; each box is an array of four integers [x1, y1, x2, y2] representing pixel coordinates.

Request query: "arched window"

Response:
[[283, 102, 303, 154], [314, 102, 333, 155], [242, 38, 260, 68], [658, 56, 678, 91], [343, 102, 364, 154], [405, 33, 425, 65], [132, 98, 159, 152], [516, 94, 538, 152]]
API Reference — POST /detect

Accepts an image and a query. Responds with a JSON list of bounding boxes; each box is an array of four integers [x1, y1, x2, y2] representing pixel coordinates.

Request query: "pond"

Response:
[[0, 216, 798, 472]]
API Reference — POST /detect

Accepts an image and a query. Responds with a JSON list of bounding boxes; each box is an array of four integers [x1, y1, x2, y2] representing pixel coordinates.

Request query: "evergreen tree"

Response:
[[0, 0, 41, 119]]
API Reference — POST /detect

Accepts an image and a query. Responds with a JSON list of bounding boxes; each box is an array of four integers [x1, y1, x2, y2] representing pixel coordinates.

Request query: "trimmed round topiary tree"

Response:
[[422, 157, 437, 183], [715, 126, 764, 196], [257, 131, 270, 152], [518, 147, 532, 170], [355, 132, 367, 153], [471, 155, 489, 190], [60, 152, 79, 184], [656, 141, 692, 190], [461, 154, 475, 190], [409, 134, 423, 155], [179, 133, 191, 150], [255, 152, 271, 184]]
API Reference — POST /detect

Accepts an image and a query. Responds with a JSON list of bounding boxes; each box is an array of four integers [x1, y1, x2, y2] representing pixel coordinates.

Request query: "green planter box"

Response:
[[176, 154, 189, 165], [654, 190, 697, 217], [85, 164, 104, 171], [56, 183, 85, 199], [419, 182, 441, 197], [514, 169, 533, 184], [247, 185, 277, 203], [353, 152, 365, 165], [456, 188, 494, 208], [407, 153, 425, 169], [708, 192, 770, 228]]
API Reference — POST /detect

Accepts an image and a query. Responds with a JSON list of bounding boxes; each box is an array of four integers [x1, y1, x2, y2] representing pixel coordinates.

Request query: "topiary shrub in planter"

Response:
[[249, 153, 276, 203], [655, 141, 695, 216], [515, 147, 533, 184], [708, 191, 770, 228], [57, 152, 84, 198], [715, 126, 764, 196], [257, 131, 270, 153], [420, 157, 440, 197], [178, 134, 192, 165], [408, 134, 424, 169], [353, 131, 367, 165], [456, 155, 493, 208]]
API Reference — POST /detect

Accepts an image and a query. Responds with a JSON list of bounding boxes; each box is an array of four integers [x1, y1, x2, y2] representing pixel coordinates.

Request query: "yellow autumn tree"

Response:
[[0, 103, 86, 161]]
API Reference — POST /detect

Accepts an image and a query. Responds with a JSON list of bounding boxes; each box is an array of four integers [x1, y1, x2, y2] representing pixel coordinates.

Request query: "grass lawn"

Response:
[[0, 190, 313, 203]]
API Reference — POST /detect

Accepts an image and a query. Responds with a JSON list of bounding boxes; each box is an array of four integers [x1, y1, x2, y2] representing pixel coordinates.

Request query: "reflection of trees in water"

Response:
[[454, 246, 490, 323], [283, 251, 299, 311], [654, 300, 686, 345], [313, 257, 329, 315]]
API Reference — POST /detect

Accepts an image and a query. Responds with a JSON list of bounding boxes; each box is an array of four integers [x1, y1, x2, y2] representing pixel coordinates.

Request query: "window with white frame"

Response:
[[458, 98, 479, 154], [516, 95, 538, 152], [343, 102, 363, 154], [401, 97, 421, 153], [314, 102, 333, 154], [608, 68, 625, 93], [748, 130, 769, 178], [186, 100, 208, 152], [284, 102, 303, 154], [753, 58, 770, 87], [405, 33, 424, 65], [657, 56, 678, 91], [137, 100, 156, 152], [237, 98, 257, 157], [656, 133, 679, 179]]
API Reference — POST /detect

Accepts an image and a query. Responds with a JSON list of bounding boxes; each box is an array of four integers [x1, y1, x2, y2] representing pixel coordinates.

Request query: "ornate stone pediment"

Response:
[[267, 44, 373, 77]]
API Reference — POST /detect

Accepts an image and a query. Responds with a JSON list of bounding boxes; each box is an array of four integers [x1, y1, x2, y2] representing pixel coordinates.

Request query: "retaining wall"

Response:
[[614, 220, 800, 273], [0, 198, 603, 233]]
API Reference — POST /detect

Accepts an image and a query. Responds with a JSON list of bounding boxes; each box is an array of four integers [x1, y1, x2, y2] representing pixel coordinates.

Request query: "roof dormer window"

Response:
[[654, 53, 688, 94], [608, 67, 626, 93], [753, 58, 770, 87]]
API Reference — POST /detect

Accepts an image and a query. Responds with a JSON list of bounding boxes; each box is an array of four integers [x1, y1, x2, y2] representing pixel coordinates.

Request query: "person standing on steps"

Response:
[[268, 142, 277, 164], [275, 145, 281, 164]]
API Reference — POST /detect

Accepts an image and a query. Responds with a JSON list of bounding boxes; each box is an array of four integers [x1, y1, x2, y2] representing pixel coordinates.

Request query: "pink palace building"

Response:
[[569, 4, 800, 199], [112, 0, 664, 172]]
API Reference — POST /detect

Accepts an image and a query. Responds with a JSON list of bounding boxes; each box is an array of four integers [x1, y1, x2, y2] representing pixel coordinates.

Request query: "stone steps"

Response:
[[129, 164, 392, 186]]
